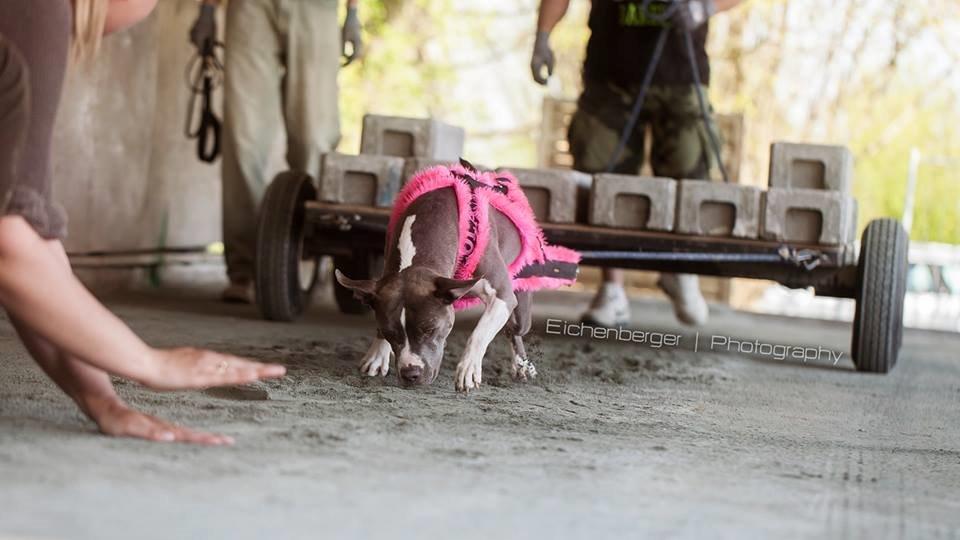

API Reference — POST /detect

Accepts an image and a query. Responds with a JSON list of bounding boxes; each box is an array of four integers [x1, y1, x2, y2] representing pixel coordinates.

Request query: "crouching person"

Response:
[[0, 0, 285, 444]]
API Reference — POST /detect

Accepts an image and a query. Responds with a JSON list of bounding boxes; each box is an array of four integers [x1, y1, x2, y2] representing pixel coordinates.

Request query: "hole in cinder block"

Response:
[[613, 194, 651, 229], [575, 186, 591, 223], [785, 208, 823, 243], [382, 130, 415, 157], [524, 188, 551, 222], [341, 171, 378, 205], [790, 159, 826, 189], [699, 201, 736, 236]]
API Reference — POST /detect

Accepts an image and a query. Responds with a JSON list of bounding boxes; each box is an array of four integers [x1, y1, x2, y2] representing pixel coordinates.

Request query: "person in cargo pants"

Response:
[[190, 0, 362, 303], [530, 0, 742, 326]]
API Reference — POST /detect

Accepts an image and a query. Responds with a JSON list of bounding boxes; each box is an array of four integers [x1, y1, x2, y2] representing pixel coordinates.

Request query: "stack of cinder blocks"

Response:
[[762, 142, 857, 245], [318, 114, 465, 207], [584, 143, 856, 246], [588, 174, 762, 238]]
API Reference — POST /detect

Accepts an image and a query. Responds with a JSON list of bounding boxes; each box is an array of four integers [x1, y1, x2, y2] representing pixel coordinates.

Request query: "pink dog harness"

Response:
[[388, 160, 581, 310]]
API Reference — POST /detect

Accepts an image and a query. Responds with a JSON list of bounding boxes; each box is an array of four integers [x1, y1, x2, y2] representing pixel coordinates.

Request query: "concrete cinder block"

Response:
[[402, 158, 457, 185], [319, 153, 405, 207], [761, 188, 857, 245], [676, 180, 761, 238], [508, 168, 592, 224], [360, 114, 465, 160], [588, 174, 677, 231], [769, 142, 854, 192]]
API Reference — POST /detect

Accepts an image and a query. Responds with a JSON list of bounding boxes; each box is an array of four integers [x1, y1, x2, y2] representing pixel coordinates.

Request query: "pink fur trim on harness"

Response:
[[388, 163, 581, 310]]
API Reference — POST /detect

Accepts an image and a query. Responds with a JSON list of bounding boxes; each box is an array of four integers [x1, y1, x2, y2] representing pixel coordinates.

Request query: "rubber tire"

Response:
[[255, 171, 319, 322], [851, 218, 908, 373], [333, 252, 384, 315]]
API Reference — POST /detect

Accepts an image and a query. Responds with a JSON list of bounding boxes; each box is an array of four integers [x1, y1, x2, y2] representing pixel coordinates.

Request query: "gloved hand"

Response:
[[189, 3, 217, 52], [672, 0, 715, 33], [342, 6, 362, 66], [530, 31, 555, 85]]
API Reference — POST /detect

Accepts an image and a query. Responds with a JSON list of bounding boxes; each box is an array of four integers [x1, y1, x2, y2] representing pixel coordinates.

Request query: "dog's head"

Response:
[[335, 267, 479, 386]]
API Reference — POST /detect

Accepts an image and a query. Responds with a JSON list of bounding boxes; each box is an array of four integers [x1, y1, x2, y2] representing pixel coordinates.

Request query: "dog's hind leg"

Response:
[[504, 290, 536, 381]]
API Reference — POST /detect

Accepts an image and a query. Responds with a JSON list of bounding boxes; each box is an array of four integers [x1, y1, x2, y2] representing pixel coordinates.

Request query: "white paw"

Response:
[[511, 355, 537, 382], [455, 358, 482, 392], [360, 339, 392, 377]]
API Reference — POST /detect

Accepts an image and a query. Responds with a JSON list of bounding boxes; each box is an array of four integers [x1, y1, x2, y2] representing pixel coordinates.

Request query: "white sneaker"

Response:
[[657, 273, 708, 326], [581, 283, 631, 326]]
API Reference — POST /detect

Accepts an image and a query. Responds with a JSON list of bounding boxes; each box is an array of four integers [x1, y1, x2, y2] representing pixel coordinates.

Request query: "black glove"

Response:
[[190, 3, 217, 52], [342, 6, 362, 66], [530, 31, 555, 85], [672, 0, 715, 33]]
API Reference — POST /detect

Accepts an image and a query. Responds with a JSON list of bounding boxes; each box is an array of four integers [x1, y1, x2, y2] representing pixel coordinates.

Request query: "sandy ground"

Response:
[[1, 284, 959, 539]]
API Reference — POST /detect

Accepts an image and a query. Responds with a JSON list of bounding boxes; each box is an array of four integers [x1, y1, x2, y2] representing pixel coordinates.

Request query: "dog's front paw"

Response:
[[511, 355, 537, 382], [455, 358, 482, 392], [360, 339, 392, 377]]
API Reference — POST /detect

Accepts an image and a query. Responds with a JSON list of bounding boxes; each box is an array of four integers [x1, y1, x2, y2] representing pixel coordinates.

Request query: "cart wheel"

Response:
[[333, 252, 384, 315], [851, 218, 908, 373], [255, 170, 320, 322]]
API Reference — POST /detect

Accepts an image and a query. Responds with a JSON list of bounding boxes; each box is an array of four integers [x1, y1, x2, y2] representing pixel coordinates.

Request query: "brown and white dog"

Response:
[[336, 161, 579, 392]]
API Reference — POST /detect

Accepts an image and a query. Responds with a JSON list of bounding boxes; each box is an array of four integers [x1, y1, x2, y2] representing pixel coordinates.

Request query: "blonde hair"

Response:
[[70, 0, 110, 60]]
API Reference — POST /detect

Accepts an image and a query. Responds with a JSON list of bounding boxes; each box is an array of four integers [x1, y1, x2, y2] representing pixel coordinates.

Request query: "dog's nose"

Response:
[[400, 365, 423, 383]]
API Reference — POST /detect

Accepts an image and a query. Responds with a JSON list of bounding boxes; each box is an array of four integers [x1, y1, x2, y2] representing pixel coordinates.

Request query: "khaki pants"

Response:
[[222, 0, 341, 282]]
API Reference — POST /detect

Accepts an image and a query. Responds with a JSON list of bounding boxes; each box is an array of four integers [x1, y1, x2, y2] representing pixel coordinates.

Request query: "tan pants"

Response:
[[222, 0, 341, 282]]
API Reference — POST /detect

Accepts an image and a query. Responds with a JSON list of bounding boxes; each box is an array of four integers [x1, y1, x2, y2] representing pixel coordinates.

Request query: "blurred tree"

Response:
[[709, 0, 960, 243]]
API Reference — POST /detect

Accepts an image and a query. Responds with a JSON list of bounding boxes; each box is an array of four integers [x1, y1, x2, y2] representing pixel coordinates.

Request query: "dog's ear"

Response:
[[335, 269, 378, 306], [433, 276, 482, 304]]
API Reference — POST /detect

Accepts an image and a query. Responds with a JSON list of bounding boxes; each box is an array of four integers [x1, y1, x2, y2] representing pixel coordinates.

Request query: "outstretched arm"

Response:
[[0, 216, 284, 389], [12, 315, 233, 444]]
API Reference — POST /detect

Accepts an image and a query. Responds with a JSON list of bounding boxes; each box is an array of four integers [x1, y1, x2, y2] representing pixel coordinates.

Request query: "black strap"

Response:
[[194, 74, 221, 163], [185, 42, 224, 164], [515, 260, 579, 280]]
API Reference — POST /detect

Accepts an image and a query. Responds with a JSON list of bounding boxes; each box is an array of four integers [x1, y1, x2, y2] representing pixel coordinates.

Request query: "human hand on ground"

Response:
[[88, 395, 234, 445], [140, 347, 285, 391]]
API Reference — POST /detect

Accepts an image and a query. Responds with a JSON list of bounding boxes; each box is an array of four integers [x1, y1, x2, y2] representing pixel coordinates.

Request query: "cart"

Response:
[[254, 170, 909, 374]]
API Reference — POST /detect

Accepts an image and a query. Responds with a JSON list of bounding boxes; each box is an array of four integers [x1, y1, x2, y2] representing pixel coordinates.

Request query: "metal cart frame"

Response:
[[254, 171, 909, 374]]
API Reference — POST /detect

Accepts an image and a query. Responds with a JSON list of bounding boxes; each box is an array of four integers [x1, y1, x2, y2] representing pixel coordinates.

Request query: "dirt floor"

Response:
[[1, 283, 959, 539]]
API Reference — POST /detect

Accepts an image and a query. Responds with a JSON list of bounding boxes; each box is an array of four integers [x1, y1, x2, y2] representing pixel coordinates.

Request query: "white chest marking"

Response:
[[397, 307, 423, 369], [399, 215, 417, 270]]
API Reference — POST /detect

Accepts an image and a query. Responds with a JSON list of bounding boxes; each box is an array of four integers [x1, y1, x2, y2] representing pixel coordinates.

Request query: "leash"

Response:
[[603, 0, 728, 183], [185, 41, 224, 163]]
